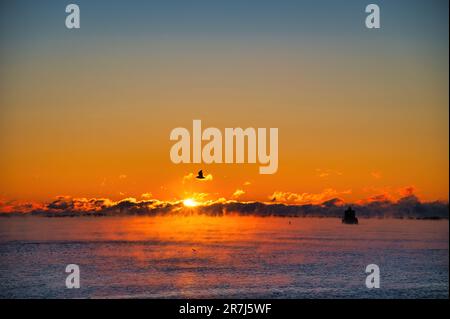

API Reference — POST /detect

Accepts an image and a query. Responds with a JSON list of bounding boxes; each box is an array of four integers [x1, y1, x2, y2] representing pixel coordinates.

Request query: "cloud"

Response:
[[269, 188, 352, 205], [119, 174, 127, 179], [371, 171, 382, 179], [360, 185, 417, 204], [187, 192, 210, 201], [141, 192, 153, 199], [1, 191, 448, 219], [203, 174, 213, 181], [182, 173, 195, 183], [243, 181, 251, 186], [182, 172, 213, 183], [44, 196, 115, 212], [232, 189, 245, 199], [321, 198, 345, 207], [0, 199, 45, 214], [365, 193, 391, 203], [315, 169, 343, 178], [398, 186, 415, 197]]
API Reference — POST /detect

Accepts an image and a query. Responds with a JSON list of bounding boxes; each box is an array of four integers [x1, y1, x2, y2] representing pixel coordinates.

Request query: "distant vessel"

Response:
[[342, 206, 358, 224]]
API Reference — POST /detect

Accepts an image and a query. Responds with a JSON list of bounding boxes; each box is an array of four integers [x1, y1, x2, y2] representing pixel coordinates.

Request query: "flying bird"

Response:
[[196, 170, 205, 179]]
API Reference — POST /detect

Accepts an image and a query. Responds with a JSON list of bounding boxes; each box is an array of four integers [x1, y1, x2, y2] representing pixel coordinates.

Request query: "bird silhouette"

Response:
[[196, 170, 205, 179]]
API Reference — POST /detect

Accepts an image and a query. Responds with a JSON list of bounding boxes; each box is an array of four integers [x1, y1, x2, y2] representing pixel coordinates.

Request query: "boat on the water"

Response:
[[342, 206, 358, 224]]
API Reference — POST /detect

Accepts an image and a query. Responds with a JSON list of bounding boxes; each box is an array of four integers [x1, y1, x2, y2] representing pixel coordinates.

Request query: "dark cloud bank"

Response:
[[1, 195, 448, 219]]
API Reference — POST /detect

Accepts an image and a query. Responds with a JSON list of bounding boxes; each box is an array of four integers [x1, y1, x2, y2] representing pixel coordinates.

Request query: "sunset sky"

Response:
[[0, 0, 448, 206]]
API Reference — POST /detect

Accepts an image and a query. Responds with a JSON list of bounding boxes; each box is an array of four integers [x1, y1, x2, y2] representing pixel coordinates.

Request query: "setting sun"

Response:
[[183, 198, 198, 207]]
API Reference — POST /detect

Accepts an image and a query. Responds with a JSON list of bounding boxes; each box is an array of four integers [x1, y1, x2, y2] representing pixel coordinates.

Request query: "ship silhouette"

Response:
[[196, 170, 205, 179], [342, 206, 358, 224]]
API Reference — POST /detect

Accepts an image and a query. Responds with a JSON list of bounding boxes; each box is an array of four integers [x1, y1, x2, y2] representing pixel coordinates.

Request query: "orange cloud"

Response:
[[0, 199, 45, 213], [182, 172, 213, 183], [186, 192, 210, 201], [269, 188, 352, 205], [359, 185, 418, 204], [2, 193, 446, 219], [364, 193, 392, 203], [315, 169, 343, 178], [398, 186, 415, 197], [232, 189, 245, 199], [371, 171, 382, 179]]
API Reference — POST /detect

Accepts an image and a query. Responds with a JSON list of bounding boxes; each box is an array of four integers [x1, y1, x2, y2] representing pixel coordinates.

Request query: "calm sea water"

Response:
[[0, 216, 448, 298]]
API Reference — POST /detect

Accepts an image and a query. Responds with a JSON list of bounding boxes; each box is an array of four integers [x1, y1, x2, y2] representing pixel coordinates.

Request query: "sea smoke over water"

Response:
[[1, 195, 448, 219]]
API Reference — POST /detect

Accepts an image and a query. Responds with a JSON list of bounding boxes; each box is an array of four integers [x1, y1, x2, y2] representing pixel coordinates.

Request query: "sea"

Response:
[[0, 216, 448, 298]]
